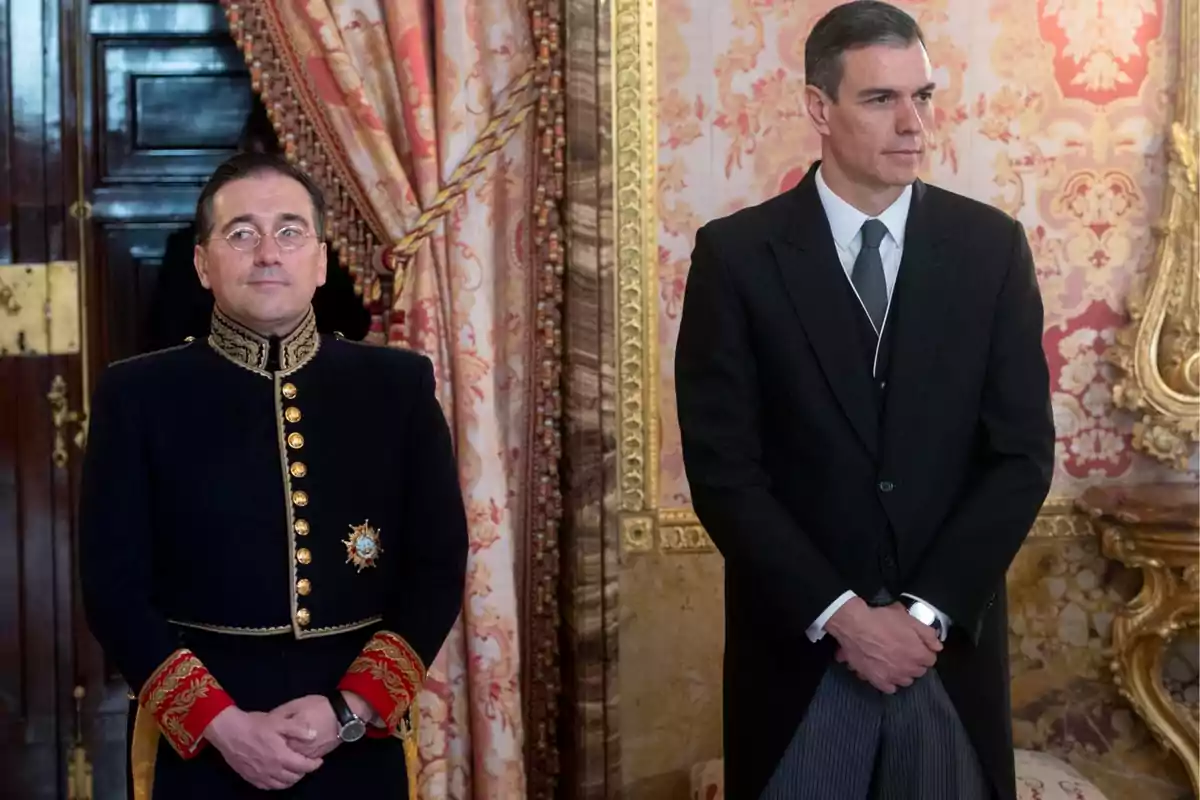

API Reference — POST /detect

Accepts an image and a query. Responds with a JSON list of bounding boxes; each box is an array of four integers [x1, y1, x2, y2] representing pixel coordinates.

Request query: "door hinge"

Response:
[[48, 374, 88, 468], [0, 261, 80, 356], [67, 685, 94, 800]]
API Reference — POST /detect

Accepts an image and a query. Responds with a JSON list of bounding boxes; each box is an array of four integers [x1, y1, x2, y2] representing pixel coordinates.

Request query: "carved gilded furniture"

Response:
[[1077, 484, 1199, 796], [1109, 0, 1199, 469]]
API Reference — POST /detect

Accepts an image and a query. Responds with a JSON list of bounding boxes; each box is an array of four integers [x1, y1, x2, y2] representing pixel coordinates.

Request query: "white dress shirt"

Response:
[[804, 166, 951, 643]]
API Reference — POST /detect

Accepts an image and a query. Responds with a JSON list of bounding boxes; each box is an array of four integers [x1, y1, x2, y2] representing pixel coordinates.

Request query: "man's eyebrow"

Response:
[[220, 214, 258, 232], [220, 212, 311, 232], [277, 213, 311, 227], [856, 82, 936, 99]]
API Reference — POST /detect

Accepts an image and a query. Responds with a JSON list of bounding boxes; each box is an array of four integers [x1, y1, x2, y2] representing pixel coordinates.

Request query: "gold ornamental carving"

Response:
[[654, 502, 1095, 555], [614, 0, 659, 527], [1110, 0, 1200, 469], [622, 514, 656, 553], [47, 374, 88, 469], [1079, 485, 1200, 796]]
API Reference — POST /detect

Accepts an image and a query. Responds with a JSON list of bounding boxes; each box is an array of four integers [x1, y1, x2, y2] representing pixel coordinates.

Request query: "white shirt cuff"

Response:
[[805, 590, 857, 642], [901, 592, 952, 641]]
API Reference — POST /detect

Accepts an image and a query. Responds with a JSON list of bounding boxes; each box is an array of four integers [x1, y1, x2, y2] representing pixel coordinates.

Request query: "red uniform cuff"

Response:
[[338, 631, 425, 734], [138, 648, 234, 759]]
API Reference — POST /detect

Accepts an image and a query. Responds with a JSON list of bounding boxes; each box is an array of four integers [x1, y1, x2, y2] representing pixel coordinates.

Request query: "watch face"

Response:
[[339, 718, 367, 743], [909, 603, 937, 627]]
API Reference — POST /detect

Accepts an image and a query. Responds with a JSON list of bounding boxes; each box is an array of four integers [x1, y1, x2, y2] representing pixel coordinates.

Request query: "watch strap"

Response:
[[327, 690, 356, 727]]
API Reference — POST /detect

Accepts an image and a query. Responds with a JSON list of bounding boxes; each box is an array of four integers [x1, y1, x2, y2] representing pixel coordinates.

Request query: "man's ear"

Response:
[[194, 243, 212, 289], [317, 241, 328, 288], [804, 84, 834, 136]]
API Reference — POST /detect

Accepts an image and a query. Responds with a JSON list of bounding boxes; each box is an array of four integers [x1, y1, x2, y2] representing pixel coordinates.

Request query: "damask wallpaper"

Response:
[[653, 0, 1192, 511]]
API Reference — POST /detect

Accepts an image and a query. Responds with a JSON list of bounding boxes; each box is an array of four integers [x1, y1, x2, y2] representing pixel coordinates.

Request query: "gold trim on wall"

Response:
[[1110, 0, 1200, 470], [655, 503, 1096, 555], [614, 0, 659, 546]]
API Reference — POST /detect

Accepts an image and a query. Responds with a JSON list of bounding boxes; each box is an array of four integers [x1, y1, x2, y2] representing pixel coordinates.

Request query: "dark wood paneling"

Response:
[[134, 74, 252, 149], [97, 223, 187, 361], [98, 42, 249, 179], [89, 2, 252, 367], [0, 0, 76, 794], [1, 2, 253, 797]]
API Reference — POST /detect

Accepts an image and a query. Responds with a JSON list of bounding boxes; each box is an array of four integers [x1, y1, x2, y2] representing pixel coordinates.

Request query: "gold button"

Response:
[[297, 578, 312, 596], [294, 519, 309, 536], [292, 490, 308, 507], [287, 432, 304, 449], [290, 462, 308, 479], [296, 548, 312, 565], [296, 608, 311, 627], [285, 406, 302, 423], [282, 383, 297, 399]]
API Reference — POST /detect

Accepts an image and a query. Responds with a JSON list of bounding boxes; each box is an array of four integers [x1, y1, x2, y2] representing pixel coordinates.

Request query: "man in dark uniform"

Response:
[[79, 151, 468, 798]]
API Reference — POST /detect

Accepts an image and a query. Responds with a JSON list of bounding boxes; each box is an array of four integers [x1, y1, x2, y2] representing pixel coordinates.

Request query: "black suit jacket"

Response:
[[675, 164, 1054, 800]]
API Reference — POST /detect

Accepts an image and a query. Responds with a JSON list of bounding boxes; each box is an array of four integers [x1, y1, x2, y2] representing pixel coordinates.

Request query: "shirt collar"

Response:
[[815, 164, 912, 250]]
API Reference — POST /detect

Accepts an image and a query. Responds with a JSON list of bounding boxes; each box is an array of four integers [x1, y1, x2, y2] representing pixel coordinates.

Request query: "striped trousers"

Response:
[[758, 656, 990, 800]]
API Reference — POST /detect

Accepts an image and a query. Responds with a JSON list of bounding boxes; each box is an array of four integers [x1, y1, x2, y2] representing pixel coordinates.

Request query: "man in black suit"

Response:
[[675, 2, 1055, 799]]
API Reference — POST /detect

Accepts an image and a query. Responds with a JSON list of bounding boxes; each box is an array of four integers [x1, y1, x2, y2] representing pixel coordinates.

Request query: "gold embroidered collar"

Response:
[[208, 305, 319, 375]]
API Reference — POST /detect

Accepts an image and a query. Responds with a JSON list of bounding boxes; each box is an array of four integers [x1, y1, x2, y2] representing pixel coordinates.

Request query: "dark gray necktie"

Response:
[[851, 219, 888, 332]]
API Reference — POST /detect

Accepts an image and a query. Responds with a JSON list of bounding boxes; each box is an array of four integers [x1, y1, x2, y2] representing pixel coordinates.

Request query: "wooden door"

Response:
[[0, 2, 256, 797]]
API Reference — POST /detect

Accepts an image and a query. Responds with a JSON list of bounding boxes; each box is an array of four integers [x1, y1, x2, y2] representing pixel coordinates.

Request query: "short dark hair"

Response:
[[805, 1, 925, 101], [194, 152, 326, 243]]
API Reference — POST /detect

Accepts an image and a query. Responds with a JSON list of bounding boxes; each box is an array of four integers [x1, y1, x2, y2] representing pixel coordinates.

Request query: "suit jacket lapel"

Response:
[[880, 181, 953, 453], [769, 167, 880, 458]]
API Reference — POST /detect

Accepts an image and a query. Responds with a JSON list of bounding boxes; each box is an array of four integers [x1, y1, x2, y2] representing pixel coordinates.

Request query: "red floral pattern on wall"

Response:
[[656, 0, 1183, 510]]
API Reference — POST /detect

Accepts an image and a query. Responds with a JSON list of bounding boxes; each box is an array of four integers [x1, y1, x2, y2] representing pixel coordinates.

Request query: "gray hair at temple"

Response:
[[804, 1, 926, 101]]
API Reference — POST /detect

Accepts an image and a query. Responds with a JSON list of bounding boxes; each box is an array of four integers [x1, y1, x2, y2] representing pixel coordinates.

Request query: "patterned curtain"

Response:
[[222, 1, 566, 798]]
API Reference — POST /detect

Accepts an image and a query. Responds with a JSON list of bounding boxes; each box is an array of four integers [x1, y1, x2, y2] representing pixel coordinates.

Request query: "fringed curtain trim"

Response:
[[224, 1, 390, 328], [223, 1, 546, 345], [525, 1, 566, 797], [222, 1, 568, 795]]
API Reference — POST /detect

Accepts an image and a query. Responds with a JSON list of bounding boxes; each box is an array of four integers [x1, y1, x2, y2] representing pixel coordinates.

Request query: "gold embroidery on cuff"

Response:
[[345, 631, 426, 729], [139, 650, 227, 754]]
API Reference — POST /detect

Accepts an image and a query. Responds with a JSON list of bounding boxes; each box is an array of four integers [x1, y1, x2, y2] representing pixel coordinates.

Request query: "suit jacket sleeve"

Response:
[[338, 356, 468, 734], [906, 220, 1055, 642], [676, 226, 848, 641], [79, 367, 234, 758]]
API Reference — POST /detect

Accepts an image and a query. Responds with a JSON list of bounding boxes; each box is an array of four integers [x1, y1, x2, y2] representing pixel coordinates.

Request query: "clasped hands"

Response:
[[202, 691, 378, 791], [825, 596, 943, 694]]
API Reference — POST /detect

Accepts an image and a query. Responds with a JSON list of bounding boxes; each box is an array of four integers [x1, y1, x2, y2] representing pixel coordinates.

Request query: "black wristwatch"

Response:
[[326, 691, 367, 743]]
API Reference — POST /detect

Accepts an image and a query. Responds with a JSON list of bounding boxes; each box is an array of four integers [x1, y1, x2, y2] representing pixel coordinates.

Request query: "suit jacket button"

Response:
[[878, 481, 895, 492]]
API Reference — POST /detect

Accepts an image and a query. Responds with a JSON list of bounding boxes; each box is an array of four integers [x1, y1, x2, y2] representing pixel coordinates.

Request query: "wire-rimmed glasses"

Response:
[[222, 225, 314, 252]]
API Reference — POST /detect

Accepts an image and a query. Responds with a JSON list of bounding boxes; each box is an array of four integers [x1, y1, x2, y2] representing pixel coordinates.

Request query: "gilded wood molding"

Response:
[[614, 0, 658, 541], [1079, 483, 1200, 796], [657, 502, 1096, 555], [1110, 0, 1200, 469]]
